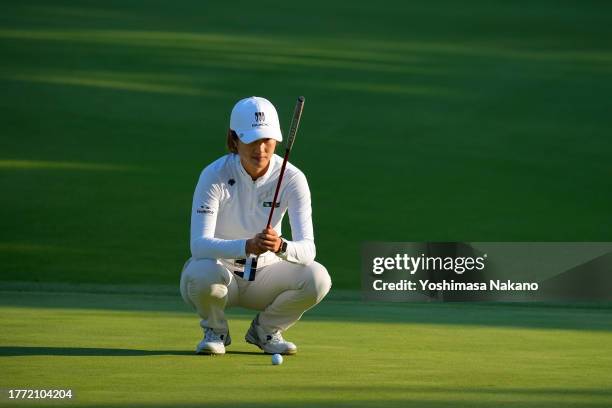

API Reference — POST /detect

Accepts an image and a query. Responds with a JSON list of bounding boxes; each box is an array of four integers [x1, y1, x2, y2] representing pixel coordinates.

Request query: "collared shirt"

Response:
[[190, 153, 316, 265]]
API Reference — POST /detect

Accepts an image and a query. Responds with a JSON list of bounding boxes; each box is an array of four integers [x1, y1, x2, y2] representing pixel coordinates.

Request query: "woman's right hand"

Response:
[[245, 237, 267, 256]]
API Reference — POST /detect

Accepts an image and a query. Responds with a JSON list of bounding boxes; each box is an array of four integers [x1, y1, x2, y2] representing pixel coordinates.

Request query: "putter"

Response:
[[243, 96, 305, 280]]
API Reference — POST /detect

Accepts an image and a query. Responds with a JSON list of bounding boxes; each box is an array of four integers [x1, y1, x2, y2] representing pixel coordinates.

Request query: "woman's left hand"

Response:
[[256, 227, 282, 253]]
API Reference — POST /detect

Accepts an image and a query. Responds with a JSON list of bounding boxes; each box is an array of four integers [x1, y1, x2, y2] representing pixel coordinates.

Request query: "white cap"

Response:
[[229, 96, 283, 144]]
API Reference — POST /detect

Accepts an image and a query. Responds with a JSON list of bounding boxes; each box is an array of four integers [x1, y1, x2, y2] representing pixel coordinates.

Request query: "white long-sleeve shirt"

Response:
[[190, 153, 316, 265]]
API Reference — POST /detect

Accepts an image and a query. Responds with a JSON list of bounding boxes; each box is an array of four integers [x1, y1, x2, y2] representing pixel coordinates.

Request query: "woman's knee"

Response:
[[302, 262, 332, 303], [181, 258, 231, 300]]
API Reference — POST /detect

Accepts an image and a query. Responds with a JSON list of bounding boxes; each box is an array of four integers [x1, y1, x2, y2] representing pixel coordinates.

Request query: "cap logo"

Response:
[[254, 112, 266, 123], [252, 111, 269, 128]]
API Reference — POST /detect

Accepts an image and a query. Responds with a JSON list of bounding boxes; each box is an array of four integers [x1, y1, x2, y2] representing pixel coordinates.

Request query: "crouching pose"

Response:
[[180, 96, 331, 355]]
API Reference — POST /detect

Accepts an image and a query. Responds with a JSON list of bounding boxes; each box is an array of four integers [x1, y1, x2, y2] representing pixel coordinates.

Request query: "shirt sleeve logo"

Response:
[[197, 205, 215, 215], [263, 201, 280, 208]]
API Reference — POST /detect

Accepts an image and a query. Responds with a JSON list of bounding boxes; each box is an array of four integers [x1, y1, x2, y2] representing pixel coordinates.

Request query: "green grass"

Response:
[[1, 1, 611, 288], [2, 291, 612, 407], [2, 3, 611, 406]]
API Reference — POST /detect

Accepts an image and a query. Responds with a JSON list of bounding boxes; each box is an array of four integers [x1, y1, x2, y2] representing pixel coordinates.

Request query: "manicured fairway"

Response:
[[2, 1, 612, 289], [2, 291, 611, 407]]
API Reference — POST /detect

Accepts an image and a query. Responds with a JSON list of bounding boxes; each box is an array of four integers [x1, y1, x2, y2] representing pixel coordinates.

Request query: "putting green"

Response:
[[2, 291, 612, 407]]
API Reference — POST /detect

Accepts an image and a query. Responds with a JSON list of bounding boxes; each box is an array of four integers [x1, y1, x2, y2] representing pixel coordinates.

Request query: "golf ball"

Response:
[[271, 353, 283, 365]]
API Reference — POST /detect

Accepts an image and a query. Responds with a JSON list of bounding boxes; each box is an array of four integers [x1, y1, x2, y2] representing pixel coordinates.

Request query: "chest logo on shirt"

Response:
[[263, 201, 280, 208], [228, 178, 235, 186]]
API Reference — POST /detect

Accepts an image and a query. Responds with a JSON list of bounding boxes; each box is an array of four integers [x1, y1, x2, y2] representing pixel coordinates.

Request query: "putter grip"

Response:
[[286, 96, 305, 151]]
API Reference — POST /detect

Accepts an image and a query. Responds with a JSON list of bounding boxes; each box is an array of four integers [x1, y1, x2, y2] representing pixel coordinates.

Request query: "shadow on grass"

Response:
[[0, 346, 263, 357]]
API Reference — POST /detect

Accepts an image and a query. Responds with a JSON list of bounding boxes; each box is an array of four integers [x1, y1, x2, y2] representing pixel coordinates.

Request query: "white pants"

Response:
[[179, 258, 332, 333]]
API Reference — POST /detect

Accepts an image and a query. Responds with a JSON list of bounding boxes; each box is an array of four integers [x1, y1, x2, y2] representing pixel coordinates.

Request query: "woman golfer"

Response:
[[180, 96, 332, 355]]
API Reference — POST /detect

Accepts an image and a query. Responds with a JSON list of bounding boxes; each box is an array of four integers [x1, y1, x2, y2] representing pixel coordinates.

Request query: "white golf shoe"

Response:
[[196, 328, 231, 355], [245, 317, 297, 355]]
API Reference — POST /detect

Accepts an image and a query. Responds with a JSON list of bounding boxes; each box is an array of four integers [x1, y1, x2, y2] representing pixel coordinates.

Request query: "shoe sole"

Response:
[[196, 334, 229, 356], [245, 328, 297, 355]]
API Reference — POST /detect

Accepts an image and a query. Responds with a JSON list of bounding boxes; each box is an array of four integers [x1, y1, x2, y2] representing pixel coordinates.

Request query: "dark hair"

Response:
[[226, 129, 239, 153]]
